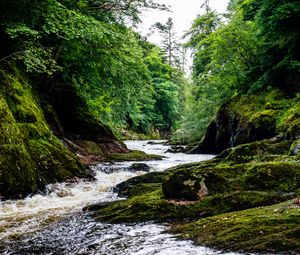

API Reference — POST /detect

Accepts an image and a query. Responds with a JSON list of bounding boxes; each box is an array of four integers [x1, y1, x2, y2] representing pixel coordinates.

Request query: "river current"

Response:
[[0, 140, 247, 255]]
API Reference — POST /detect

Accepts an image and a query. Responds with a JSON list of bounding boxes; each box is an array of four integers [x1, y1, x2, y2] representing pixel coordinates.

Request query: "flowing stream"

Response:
[[1, 140, 247, 255]]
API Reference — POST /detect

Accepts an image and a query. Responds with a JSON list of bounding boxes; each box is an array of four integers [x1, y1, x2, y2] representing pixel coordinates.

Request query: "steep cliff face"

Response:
[[0, 70, 121, 199], [191, 90, 299, 154]]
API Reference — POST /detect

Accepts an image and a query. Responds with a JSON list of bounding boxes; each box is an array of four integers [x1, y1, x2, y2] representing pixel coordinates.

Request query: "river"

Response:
[[0, 140, 247, 255]]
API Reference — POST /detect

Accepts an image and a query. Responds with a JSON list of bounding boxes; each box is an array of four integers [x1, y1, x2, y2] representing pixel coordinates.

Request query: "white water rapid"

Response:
[[0, 140, 250, 255]]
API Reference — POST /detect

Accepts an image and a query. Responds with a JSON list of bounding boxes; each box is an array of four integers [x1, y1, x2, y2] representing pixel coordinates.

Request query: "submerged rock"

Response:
[[129, 163, 150, 172], [166, 145, 186, 153]]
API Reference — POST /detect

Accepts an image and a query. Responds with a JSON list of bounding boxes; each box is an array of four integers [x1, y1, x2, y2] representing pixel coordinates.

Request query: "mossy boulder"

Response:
[[106, 150, 163, 161], [221, 139, 291, 163], [162, 169, 228, 200], [73, 140, 103, 156], [277, 101, 300, 139], [0, 96, 37, 197], [0, 71, 94, 199], [174, 200, 300, 254], [289, 139, 300, 155], [242, 162, 300, 192], [114, 172, 168, 197], [191, 90, 295, 154], [162, 160, 300, 201], [87, 185, 294, 223]]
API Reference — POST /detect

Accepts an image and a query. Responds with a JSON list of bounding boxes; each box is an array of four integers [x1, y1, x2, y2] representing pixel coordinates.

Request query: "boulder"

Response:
[[113, 172, 167, 197], [129, 163, 150, 172], [190, 92, 287, 154], [162, 169, 228, 200]]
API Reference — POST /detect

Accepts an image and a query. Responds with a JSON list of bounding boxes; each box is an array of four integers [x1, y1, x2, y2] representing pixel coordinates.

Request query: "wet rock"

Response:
[[147, 141, 167, 145], [107, 150, 163, 161], [190, 93, 285, 154], [175, 200, 300, 254], [166, 145, 186, 153], [290, 139, 300, 155], [162, 170, 228, 201], [114, 172, 167, 197], [83, 201, 115, 211], [129, 163, 150, 172]]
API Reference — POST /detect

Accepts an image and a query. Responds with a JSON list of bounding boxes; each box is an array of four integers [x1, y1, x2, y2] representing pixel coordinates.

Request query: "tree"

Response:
[[174, 0, 260, 143], [154, 17, 181, 68]]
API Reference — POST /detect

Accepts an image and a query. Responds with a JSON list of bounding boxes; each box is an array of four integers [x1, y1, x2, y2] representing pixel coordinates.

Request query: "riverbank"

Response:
[[87, 140, 300, 253], [1, 141, 229, 255], [87, 99, 300, 254]]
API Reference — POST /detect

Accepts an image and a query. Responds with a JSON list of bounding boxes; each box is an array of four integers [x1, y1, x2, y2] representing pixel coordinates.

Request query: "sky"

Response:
[[139, 0, 229, 44], [138, 0, 229, 72]]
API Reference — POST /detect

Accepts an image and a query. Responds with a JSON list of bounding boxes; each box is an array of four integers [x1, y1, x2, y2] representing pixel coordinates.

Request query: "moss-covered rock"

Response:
[[162, 169, 228, 200], [162, 160, 300, 201], [174, 200, 300, 254], [0, 71, 94, 199], [190, 90, 297, 154], [73, 140, 103, 156], [106, 150, 163, 161], [221, 139, 291, 163], [86, 135, 300, 253], [114, 172, 168, 197], [277, 101, 300, 139], [242, 162, 300, 192], [290, 139, 300, 155], [0, 96, 37, 197], [88, 185, 295, 223]]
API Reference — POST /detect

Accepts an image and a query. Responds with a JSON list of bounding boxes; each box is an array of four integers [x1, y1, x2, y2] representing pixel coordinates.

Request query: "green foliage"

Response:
[[0, 0, 184, 138], [175, 0, 300, 143], [0, 70, 92, 198], [153, 17, 182, 68]]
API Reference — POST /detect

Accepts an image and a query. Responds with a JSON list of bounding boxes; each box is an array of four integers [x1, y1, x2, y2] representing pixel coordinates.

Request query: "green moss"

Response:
[[123, 183, 162, 198], [0, 70, 93, 198], [161, 157, 300, 202], [223, 140, 291, 163], [89, 185, 294, 223], [73, 140, 103, 155], [227, 90, 298, 141], [174, 200, 300, 253], [162, 169, 229, 200], [242, 162, 300, 192], [27, 138, 91, 187], [0, 96, 37, 198], [249, 110, 278, 128], [277, 101, 300, 139], [107, 150, 163, 161], [115, 172, 168, 197]]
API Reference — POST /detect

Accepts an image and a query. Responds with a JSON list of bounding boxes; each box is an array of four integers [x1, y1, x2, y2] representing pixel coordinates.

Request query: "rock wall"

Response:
[[0, 70, 120, 199], [191, 90, 300, 154]]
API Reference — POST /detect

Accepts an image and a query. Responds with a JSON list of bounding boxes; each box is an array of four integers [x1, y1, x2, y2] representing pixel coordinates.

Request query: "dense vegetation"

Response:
[[1, 0, 300, 253], [174, 0, 300, 143], [0, 0, 186, 198], [0, 0, 184, 138], [83, 1, 300, 253]]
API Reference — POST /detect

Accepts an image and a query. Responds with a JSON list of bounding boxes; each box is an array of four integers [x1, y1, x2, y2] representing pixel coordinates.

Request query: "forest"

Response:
[[1, 0, 299, 141], [0, 0, 300, 254]]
